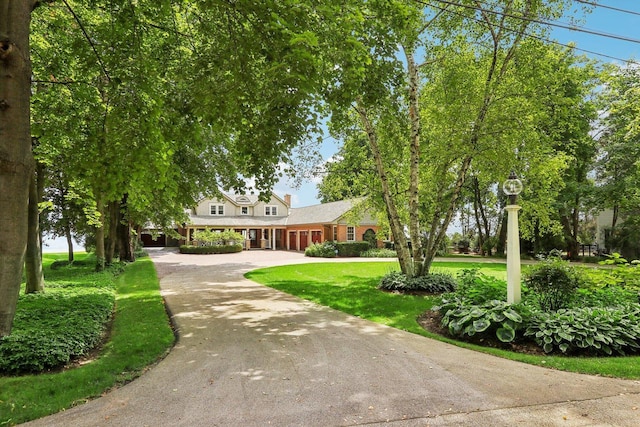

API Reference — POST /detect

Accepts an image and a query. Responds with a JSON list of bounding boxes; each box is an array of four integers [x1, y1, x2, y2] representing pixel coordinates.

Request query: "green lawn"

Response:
[[246, 261, 640, 380], [0, 254, 175, 426]]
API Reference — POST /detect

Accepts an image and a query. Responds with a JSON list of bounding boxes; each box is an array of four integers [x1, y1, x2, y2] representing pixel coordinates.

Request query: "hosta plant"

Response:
[[524, 305, 640, 355], [436, 296, 529, 343], [378, 271, 457, 293]]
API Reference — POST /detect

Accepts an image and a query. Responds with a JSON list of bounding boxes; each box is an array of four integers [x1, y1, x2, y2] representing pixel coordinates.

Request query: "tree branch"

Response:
[[61, 0, 110, 82]]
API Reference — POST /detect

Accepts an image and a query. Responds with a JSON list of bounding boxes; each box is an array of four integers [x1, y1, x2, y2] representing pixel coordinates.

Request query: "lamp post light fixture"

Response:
[[503, 171, 523, 304]]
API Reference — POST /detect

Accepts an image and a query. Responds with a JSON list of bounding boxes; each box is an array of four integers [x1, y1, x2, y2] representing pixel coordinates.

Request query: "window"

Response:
[[347, 226, 355, 241], [333, 226, 337, 241], [241, 207, 248, 215], [209, 204, 224, 216], [265, 205, 278, 216]]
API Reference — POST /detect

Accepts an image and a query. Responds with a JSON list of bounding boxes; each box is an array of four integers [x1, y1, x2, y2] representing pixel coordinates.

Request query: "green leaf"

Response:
[[473, 318, 491, 332], [496, 326, 516, 343], [503, 309, 522, 323]]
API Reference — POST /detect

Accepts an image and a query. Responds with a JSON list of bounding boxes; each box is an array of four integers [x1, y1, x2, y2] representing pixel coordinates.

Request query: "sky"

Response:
[[272, 0, 640, 209], [43, 1, 640, 251]]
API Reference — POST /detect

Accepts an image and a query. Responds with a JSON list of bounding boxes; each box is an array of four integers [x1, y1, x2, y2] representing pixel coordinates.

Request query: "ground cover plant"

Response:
[[246, 261, 640, 379], [0, 254, 174, 425], [434, 261, 640, 357]]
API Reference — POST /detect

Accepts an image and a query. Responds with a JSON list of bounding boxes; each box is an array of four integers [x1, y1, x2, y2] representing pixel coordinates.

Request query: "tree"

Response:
[[24, 155, 45, 293], [0, 0, 36, 336], [3, 0, 356, 334], [325, 1, 581, 277], [595, 63, 640, 255]]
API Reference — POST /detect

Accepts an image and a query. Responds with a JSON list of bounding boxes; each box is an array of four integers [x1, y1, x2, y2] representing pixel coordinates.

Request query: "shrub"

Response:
[[456, 269, 507, 303], [378, 271, 408, 290], [436, 296, 529, 343], [574, 287, 637, 307], [378, 271, 457, 293], [179, 244, 243, 254], [335, 242, 371, 257], [524, 259, 582, 311], [360, 248, 397, 258], [305, 242, 337, 258], [0, 284, 115, 374], [192, 228, 244, 246], [524, 305, 640, 355]]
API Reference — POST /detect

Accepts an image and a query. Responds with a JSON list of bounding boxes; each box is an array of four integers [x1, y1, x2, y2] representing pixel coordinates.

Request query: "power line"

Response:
[[416, 0, 638, 63], [426, 0, 640, 45], [573, 0, 640, 17]]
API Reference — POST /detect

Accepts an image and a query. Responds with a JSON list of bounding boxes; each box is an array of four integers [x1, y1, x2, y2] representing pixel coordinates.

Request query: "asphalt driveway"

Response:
[[26, 249, 640, 426]]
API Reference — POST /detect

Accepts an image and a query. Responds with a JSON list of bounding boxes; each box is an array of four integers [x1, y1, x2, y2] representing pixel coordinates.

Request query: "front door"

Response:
[[249, 229, 260, 248]]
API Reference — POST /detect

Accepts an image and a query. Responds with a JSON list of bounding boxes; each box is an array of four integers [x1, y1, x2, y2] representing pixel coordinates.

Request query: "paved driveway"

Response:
[[27, 249, 640, 426]]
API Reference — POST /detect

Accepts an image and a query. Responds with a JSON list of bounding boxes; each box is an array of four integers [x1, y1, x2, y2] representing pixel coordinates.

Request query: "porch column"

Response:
[[272, 228, 276, 250]]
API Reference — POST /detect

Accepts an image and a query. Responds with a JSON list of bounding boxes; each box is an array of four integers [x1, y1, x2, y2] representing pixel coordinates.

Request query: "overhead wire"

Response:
[[414, 0, 639, 63], [573, 0, 640, 17]]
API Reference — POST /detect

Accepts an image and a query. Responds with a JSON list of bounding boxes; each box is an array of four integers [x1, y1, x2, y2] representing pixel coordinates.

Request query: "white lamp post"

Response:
[[503, 171, 523, 304]]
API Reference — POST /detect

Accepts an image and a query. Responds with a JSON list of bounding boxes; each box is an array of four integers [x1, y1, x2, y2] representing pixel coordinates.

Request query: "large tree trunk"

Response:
[[117, 194, 134, 262], [0, 1, 34, 336], [405, 49, 424, 276], [65, 223, 74, 263], [25, 161, 44, 293], [354, 101, 413, 276], [95, 197, 106, 271], [106, 200, 118, 265]]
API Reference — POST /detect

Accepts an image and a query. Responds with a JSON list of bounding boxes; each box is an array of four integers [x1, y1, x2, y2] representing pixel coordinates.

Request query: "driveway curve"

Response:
[[26, 249, 640, 426]]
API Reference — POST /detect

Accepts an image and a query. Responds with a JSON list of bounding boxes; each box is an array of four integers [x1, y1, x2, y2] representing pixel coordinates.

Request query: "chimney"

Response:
[[284, 194, 291, 207]]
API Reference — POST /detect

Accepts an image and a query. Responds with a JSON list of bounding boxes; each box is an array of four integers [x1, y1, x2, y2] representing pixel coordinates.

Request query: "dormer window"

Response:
[[241, 207, 248, 215], [265, 205, 278, 216], [209, 204, 224, 216]]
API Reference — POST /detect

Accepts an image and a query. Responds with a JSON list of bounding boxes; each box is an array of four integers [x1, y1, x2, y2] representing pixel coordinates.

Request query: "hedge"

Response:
[[179, 244, 243, 254], [335, 242, 371, 257]]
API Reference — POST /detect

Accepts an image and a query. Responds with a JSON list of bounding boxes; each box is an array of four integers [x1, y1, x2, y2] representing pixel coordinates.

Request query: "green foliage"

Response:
[[335, 242, 371, 257], [525, 305, 640, 355], [524, 259, 582, 311], [179, 244, 243, 254], [304, 242, 337, 258], [0, 268, 116, 374], [455, 269, 508, 303], [192, 229, 244, 246], [583, 262, 640, 294], [360, 248, 397, 258], [599, 252, 629, 265], [436, 296, 529, 343], [575, 287, 637, 307], [0, 257, 174, 425], [49, 259, 93, 270], [378, 271, 457, 293]]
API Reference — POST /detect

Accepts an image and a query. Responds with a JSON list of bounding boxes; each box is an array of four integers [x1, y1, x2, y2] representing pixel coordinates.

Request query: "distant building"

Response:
[[141, 193, 381, 251]]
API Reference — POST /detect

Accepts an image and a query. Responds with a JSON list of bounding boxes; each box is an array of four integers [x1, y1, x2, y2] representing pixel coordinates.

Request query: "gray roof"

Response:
[[188, 215, 288, 227], [286, 199, 362, 225], [187, 198, 364, 228]]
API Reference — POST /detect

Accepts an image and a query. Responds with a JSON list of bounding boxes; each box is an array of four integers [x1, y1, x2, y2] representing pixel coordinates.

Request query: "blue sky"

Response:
[[275, 0, 640, 208]]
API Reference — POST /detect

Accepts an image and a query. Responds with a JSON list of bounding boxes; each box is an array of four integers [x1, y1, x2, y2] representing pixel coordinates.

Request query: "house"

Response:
[[170, 193, 381, 251]]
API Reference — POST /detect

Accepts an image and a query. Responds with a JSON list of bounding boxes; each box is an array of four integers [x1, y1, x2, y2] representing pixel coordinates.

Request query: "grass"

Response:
[[246, 261, 640, 380], [0, 254, 175, 426]]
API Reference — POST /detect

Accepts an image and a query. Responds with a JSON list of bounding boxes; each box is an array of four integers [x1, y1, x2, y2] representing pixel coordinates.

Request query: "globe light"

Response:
[[503, 171, 523, 204]]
